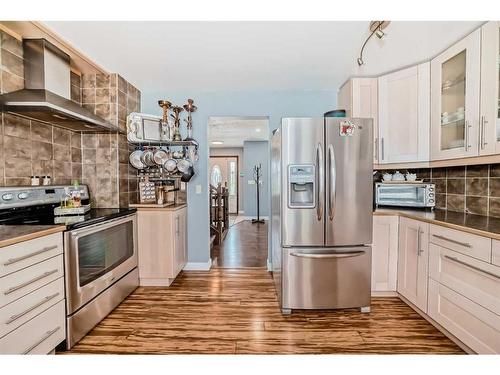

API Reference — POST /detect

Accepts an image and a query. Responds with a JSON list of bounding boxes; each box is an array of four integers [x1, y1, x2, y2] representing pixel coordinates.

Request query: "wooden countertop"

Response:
[[129, 203, 187, 212], [374, 208, 500, 240], [0, 225, 65, 248]]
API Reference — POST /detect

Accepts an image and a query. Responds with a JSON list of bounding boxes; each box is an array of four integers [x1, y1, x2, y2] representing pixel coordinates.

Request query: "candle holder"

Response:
[[158, 100, 172, 141], [183, 99, 197, 140], [171, 106, 184, 141]]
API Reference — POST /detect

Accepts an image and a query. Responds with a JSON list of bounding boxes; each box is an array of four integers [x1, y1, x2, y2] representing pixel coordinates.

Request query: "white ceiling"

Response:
[[208, 116, 269, 148], [44, 21, 482, 92]]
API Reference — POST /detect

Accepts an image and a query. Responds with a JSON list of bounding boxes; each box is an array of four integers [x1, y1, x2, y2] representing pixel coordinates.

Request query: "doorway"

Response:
[[209, 156, 239, 214], [208, 116, 270, 268]]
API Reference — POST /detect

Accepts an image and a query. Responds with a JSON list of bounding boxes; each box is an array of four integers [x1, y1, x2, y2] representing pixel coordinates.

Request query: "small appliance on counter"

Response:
[[375, 182, 436, 208]]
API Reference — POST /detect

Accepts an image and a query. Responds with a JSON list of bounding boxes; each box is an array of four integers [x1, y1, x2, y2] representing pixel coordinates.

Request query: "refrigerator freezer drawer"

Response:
[[282, 246, 371, 310]]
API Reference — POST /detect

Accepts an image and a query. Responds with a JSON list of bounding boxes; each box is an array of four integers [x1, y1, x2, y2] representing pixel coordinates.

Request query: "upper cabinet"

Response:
[[378, 63, 430, 163], [480, 21, 500, 155], [338, 78, 379, 163], [430, 29, 481, 160]]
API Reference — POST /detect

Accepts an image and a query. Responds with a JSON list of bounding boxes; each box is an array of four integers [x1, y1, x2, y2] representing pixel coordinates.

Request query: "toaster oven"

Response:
[[375, 182, 435, 208]]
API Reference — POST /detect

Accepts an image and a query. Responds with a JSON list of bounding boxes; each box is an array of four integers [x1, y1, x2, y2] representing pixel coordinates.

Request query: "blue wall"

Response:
[[141, 90, 337, 264], [243, 141, 269, 217]]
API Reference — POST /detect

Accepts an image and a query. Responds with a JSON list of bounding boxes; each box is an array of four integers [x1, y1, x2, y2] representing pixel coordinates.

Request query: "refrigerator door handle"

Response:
[[290, 251, 365, 259], [316, 143, 324, 221], [328, 144, 336, 221]]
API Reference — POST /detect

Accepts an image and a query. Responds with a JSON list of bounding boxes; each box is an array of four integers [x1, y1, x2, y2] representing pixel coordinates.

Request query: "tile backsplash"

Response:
[[377, 164, 500, 218], [0, 30, 140, 207]]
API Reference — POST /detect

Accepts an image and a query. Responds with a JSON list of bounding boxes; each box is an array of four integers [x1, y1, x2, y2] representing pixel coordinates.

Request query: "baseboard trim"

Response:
[[371, 291, 398, 297], [397, 293, 475, 354], [183, 259, 212, 271], [240, 216, 269, 221]]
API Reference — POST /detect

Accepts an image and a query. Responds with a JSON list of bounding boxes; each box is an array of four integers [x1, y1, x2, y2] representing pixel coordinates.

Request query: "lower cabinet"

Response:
[[136, 206, 188, 286], [371, 215, 399, 292], [397, 217, 429, 313], [0, 232, 66, 355]]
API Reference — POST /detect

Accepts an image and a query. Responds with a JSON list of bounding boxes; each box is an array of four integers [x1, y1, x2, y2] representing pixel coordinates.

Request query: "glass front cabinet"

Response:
[[430, 29, 481, 160], [431, 23, 500, 160]]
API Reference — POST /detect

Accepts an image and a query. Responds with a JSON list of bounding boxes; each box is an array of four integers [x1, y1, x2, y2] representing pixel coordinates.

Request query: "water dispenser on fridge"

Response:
[[288, 165, 315, 208]]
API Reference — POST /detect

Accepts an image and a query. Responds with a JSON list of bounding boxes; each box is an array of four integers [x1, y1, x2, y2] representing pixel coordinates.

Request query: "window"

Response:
[[211, 165, 222, 186], [228, 161, 237, 196]]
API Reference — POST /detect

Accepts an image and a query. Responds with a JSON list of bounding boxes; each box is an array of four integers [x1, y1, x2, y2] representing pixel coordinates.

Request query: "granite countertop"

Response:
[[0, 225, 66, 249], [374, 208, 500, 240]]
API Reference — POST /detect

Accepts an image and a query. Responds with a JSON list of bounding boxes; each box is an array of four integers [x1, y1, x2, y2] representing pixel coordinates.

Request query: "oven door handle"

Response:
[[70, 214, 136, 237]]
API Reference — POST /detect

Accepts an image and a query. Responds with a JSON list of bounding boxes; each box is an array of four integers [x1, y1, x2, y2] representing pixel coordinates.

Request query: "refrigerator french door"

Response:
[[274, 117, 373, 314]]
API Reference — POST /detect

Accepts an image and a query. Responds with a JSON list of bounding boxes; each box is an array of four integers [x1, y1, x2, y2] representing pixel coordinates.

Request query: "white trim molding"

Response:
[[183, 259, 212, 271]]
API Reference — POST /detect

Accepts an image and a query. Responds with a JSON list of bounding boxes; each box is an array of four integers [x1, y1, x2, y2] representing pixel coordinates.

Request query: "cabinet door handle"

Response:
[[5, 292, 60, 324], [374, 138, 379, 161], [432, 234, 471, 248], [444, 255, 500, 280], [465, 121, 472, 151], [381, 137, 385, 160], [3, 245, 59, 266], [417, 228, 424, 255], [3, 269, 58, 295], [482, 116, 489, 147], [23, 326, 61, 354]]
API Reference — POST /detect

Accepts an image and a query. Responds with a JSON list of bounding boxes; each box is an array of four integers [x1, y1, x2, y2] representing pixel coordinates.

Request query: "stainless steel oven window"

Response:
[[76, 220, 134, 287]]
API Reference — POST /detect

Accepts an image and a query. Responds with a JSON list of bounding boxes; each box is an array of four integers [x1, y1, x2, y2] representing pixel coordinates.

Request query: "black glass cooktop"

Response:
[[0, 205, 136, 230]]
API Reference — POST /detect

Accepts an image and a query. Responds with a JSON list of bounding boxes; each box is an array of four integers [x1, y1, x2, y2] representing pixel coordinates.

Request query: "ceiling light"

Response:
[[375, 28, 385, 39], [255, 128, 262, 133], [357, 21, 390, 66], [211, 141, 224, 145]]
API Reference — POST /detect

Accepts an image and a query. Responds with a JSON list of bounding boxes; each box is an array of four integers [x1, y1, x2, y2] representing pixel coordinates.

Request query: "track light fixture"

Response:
[[357, 21, 390, 66]]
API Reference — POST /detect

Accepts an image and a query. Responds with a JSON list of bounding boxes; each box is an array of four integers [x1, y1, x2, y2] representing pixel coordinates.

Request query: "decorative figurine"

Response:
[[171, 106, 184, 141], [183, 98, 197, 140], [158, 100, 172, 141]]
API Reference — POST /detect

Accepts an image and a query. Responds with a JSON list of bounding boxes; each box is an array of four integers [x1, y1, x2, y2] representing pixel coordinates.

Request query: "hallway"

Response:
[[211, 220, 268, 268]]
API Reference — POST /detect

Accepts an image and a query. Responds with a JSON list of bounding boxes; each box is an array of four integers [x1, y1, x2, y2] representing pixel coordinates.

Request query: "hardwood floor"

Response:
[[66, 268, 464, 354], [211, 220, 268, 268]]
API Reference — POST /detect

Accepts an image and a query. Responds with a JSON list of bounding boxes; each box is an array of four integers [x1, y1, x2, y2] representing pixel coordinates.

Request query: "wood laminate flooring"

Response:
[[211, 220, 268, 268], [66, 268, 464, 354]]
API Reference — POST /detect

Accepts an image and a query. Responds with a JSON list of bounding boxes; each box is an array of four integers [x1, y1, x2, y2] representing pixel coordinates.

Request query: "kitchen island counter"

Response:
[[374, 208, 500, 240], [0, 225, 65, 248]]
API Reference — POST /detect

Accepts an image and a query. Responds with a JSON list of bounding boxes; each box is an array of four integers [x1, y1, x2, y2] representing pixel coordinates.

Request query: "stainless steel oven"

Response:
[[375, 182, 435, 208], [63, 213, 138, 348]]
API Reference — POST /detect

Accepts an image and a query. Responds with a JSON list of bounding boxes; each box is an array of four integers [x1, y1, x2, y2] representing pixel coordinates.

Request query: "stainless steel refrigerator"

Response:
[[271, 117, 373, 314]]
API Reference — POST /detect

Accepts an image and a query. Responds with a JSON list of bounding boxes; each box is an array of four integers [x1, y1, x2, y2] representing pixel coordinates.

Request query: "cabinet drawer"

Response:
[[429, 244, 500, 316], [0, 277, 64, 338], [492, 240, 500, 267], [430, 224, 491, 262], [0, 233, 63, 277], [0, 255, 64, 308], [428, 279, 500, 354], [0, 300, 65, 354]]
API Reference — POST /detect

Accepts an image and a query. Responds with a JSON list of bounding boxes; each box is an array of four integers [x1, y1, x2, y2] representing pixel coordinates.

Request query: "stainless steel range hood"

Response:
[[0, 39, 122, 133]]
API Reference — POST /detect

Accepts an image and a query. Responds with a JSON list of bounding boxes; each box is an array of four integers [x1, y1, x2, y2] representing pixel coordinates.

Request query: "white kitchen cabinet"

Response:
[[397, 217, 429, 312], [0, 232, 66, 355], [372, 215, 399, 293], [378, 63, 430, 163], [136, 205, 188, 286], [430, 29, 481, 160], [479, 21, 500, 155], [428, 278, 500, 354], [338, 78, 379, 163]]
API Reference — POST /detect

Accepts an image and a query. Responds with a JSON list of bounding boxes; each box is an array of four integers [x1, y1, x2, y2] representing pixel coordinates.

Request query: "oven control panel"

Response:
[[0, 185, 90, 208]]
